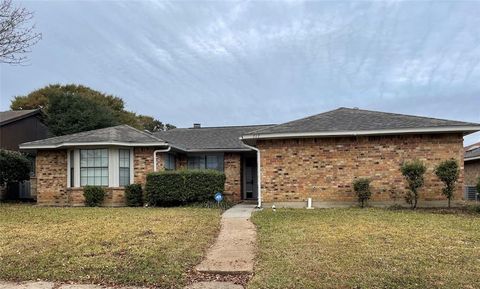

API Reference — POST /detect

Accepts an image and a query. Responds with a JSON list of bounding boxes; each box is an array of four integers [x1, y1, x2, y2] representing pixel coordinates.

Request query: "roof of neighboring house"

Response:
[[19, 125, 167, 149], [242, 107, 480, 140], [0, 109, 44, 126], [154, 125, 273, 152], [465, 142, 480, 161]]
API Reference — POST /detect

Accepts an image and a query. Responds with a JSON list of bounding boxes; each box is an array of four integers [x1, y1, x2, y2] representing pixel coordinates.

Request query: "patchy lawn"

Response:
[[0, 204, 221, 288], [250, 208, 480, 289]]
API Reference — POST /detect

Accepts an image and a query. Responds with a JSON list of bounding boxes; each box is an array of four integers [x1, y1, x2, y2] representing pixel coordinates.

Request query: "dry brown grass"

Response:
[[0, 204, 221, 288], [250, 208, 480, 289]]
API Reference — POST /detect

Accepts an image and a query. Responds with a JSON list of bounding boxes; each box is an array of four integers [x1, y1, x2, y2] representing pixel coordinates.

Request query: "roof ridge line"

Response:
[[122, 124, 165, 142], [246, 108, 344, 135], [343, 107, 478, 124]]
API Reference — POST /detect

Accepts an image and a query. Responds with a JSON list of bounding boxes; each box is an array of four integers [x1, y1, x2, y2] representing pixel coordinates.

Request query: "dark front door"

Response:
[[244, 156, 258, 200]]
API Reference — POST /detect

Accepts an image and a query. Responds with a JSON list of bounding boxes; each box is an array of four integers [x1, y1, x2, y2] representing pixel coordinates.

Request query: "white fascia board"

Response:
[[19, 141, 168, 149], [465, 156, 480, 162], [241, 126, 480, 140]]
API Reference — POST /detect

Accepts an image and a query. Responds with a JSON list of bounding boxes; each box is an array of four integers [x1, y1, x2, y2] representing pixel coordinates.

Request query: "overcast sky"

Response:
[[1, 0, 479, 144]]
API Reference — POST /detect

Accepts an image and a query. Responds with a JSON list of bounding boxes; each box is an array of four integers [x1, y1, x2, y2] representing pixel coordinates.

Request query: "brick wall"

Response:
[[224, 153, 242, 202], [35, 147, 165, 206], [66, 187, 126, 206], [465, 159, 480, 186], [36, 150, 68, 205], [134, 147, 164, 185], [257, 133, 464, 205]]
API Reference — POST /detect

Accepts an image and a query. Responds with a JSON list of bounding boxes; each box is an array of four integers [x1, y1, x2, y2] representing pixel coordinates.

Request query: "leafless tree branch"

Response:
[[0, 0, 41, 64]]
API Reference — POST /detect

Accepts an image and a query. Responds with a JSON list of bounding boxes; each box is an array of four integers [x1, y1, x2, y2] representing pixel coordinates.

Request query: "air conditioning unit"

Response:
[[464, 186, 479, 201]]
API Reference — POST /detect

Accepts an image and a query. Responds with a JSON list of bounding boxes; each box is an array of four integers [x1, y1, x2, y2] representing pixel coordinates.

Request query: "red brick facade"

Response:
[[36, 150, 68, 206], [134, 147, 164, 185], [224, 153, 242, 201], [35, 148, 243, 206], [35, 133, 464, 207], [257, 133, 464, 206]]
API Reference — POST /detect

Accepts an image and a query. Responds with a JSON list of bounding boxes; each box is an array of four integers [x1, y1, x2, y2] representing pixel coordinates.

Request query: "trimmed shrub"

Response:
[[125, 184, 143, 207], [145, 170, 226, 206], [400, 160, 426, 209], [0, 149, 30, 187], [83, 186, 106, 207], [434, 159, 459, 208], [353, 178, 371, 208]]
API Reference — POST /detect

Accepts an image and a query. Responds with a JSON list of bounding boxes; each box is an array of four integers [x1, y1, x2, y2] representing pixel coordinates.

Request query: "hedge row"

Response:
[[145, 169, 226, 206]]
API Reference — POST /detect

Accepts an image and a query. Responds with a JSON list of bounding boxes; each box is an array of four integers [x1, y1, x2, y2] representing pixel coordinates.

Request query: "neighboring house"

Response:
[[0, 109, 49, 200], [20, 107, 480, 207], [464, 142, 480, 201]]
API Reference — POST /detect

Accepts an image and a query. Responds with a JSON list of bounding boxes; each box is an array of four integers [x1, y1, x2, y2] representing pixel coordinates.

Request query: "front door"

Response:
[[244, 157, 258, 199]]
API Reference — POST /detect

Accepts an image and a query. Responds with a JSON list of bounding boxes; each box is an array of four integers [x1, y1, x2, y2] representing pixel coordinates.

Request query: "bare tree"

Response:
[[0, 0, 41, 64]]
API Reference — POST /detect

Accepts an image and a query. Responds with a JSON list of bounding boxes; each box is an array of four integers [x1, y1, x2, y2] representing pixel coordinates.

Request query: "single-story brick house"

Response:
[[464, 142, 480, 201], [20, 108, 480, 207]]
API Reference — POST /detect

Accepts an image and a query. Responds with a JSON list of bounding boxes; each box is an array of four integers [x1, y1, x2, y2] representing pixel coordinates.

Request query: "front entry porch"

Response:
[[242, 153, 258, 201]]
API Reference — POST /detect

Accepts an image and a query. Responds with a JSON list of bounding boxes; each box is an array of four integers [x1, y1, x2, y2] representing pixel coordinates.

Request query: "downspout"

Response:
[[242, 142, 262, 208], [153, 146, 171, 172]]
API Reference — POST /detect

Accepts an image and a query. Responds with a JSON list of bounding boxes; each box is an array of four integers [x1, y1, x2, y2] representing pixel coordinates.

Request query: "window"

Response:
[[119, 149, 130, 186], [164, 153, 175, 170], [27, 155, 36, 177], [69, 151, 74, 187], [80, 149, 108, 186], [187, 154, 223, 171]]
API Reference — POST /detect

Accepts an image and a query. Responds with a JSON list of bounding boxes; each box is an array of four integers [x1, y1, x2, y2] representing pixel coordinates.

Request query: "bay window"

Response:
[[67, 148, 136, 188]]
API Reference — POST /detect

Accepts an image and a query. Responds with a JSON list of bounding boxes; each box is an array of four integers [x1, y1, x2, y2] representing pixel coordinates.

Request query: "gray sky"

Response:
[[1, 0, 479, 144]]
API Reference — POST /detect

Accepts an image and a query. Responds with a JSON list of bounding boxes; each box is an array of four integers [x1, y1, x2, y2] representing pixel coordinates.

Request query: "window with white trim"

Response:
[[119, 149, 130, 186], [80, 149, 109, 186]]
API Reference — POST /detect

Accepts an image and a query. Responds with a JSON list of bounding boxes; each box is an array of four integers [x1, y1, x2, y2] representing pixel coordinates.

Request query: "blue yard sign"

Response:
[[214, 192, 223, 203]]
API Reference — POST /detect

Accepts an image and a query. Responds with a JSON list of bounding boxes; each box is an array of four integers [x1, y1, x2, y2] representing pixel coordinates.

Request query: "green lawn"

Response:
[[250, 208, 480, 289], [0, 204, 221, 288]]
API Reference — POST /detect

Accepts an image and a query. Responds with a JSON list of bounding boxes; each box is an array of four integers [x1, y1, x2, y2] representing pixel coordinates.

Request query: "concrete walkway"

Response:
[[195, 203, 257, 274]]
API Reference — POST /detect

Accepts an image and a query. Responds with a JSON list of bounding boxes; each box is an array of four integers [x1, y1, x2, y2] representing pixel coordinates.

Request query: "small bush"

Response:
[[434, 159, 459, 208], [400, 160, 426, 209], [125, 184, 143, 207], [0, 149, 30, 187], [145, 170, 226, 206], [353, 178, 371, 208], [83, 186, 106, 207]]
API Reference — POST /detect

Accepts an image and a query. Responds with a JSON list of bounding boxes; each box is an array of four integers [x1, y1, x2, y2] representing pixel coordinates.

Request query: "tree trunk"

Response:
[[448, 197, 451, 208]]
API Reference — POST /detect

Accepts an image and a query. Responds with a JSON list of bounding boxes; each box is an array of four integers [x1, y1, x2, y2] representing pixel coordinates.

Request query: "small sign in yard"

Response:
[[214, 192, 223, 203]]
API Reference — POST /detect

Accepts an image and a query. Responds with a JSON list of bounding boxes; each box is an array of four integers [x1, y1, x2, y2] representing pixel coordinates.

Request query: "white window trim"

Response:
[[129, 149, 134, 185], [109, 148, 118, 187], [67, 150, 71, 188]]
